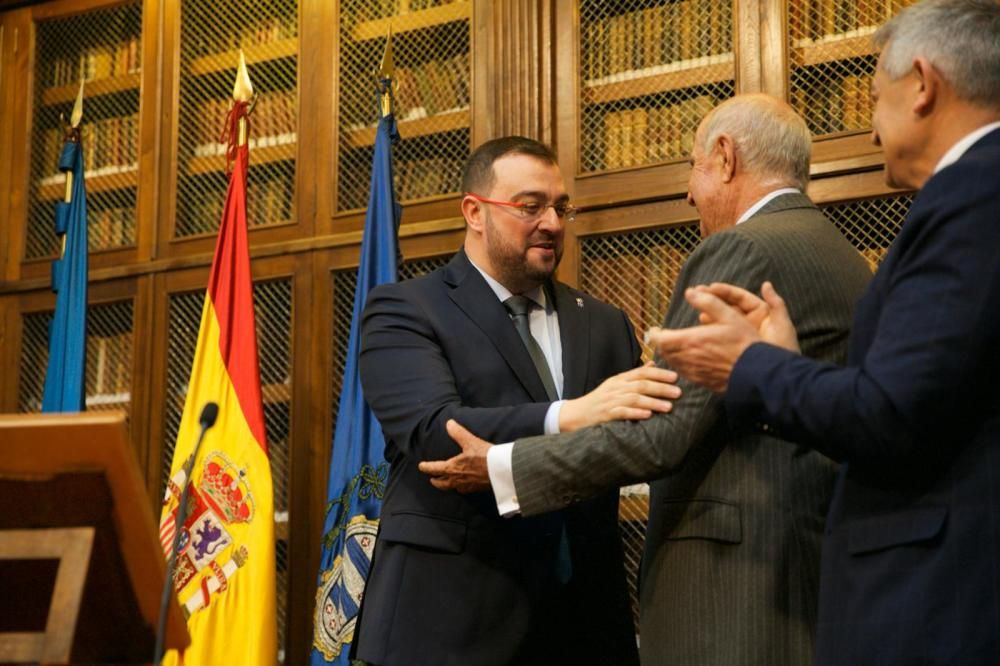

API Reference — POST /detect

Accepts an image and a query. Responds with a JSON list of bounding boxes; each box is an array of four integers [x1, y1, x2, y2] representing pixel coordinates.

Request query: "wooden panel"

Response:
[[759, 0, 788, 99], [40, 71, 139, 104], [352, 0, 471, 41], [2, 10, 31, 283], [735, 0, 761, 93], [187, 37, 297, 76], [478, 0, 554, 143], [583, 60, 734, 104]]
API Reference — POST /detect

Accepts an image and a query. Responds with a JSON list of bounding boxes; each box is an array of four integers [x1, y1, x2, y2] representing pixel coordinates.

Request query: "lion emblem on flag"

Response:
[[159, 451, 255, 618]]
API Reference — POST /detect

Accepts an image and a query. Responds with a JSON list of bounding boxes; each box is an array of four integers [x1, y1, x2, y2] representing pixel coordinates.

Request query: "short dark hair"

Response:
[[461, 136, 558, 195]]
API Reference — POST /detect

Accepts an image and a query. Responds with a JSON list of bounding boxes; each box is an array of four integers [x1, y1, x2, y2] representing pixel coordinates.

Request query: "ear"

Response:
[[462, 195, 485, 233], [715, 133, 737, 183], [911, 56, 940, 116]]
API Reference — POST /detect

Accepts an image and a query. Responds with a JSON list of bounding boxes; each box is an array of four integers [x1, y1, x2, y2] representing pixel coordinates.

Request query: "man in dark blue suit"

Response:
[[651, 1, 1000, 663], [353, 136, 678, 666]]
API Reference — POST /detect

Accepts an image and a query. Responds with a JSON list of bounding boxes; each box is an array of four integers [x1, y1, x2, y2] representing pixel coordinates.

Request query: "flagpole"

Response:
[[233, 50, 255, 146], [157, 46, 276, 666], [311, 27, 401, 666], [63, 80, 84, 205]]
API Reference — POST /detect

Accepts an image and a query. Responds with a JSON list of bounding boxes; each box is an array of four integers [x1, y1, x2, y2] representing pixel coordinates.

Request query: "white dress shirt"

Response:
[[467, 258, 568, 515], [933, 121, 1000, 174]]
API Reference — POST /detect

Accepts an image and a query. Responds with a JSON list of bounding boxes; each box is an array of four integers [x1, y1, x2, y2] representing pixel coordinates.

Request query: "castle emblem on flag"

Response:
[[159, 451, 256, 618]]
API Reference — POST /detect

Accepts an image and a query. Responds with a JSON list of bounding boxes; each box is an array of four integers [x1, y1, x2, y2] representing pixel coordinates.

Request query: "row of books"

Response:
[[792, 73, 873, 134], [582, 1, 731, 82], [86, 333, 131, 399], [601, 95, 714, 170], [47, 37, 141, 88], [790, 0, 890, 42], [40, 114, 139, 178], [393, 53, 470, 123], [189, 14, 298, 58], [185, 176, 292, 229], [191, 92, 297, 156], [340, 155, 462, 209], [343, 52, 470, 127], [88, 206, 135, 250]]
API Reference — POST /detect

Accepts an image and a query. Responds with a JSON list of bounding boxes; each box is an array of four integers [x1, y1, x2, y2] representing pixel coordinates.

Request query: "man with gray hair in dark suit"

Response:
[[421, 93, 872, 665]]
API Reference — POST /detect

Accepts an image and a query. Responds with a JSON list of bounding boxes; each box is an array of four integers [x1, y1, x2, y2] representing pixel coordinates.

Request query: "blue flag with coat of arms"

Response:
[[311, 111, 400, 664]]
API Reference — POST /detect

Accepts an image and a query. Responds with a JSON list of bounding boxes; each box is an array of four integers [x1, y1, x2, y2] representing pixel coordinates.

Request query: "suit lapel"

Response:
[[551, 282, 590, 400], [445, 251, 553, 402]]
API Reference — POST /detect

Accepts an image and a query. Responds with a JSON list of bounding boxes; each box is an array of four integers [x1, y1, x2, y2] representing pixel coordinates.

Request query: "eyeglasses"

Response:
[[465, 192, 578, 223]]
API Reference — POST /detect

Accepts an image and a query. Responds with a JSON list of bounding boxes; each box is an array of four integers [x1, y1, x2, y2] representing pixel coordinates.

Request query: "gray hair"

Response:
[[699, 94, 812, 191], [874, 0, 1000, 109]]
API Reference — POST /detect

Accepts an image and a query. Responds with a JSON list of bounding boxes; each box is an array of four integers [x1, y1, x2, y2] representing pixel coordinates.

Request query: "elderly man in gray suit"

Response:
[[421, 94, 873, 665]]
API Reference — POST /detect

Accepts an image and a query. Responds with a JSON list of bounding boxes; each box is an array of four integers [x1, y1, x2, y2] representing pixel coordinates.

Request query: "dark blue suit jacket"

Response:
[[727, 128, 1000, 665], [354, 250, 640, 666]]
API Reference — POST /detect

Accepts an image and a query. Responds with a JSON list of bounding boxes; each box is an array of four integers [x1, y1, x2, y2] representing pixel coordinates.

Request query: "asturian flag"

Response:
[[42, 108, 89, 413], [311, 100, 400, 663], [159, 97, 276, 665]]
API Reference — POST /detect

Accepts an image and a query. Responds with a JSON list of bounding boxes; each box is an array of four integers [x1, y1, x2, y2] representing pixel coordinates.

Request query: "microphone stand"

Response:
[[153, 403, 217, 665]]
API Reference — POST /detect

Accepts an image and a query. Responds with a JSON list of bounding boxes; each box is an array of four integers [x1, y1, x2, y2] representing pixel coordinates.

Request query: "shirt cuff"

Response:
[[487, 442, 521, 517], [544, 400, 564, 435]]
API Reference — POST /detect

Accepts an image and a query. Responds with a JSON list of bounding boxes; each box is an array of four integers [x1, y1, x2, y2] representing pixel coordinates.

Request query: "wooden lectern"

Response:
[[0, 412, 189, 664]]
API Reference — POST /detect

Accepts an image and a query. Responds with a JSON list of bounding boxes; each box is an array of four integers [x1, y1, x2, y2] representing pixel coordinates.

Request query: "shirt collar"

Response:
[[468, 256, 547, 310], [736, 187, 801, 225], [934, 121, 1000, 174]]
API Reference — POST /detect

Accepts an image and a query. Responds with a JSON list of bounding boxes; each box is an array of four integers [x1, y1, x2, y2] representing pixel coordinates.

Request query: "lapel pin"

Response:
[[575, 298, 584, 308]]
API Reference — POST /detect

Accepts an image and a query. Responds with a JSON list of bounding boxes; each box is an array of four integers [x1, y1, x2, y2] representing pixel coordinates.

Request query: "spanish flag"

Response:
[[159, 98, 276, 664]]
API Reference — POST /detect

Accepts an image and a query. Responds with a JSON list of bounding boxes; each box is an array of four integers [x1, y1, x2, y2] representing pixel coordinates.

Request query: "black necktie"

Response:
[[504, 295, 559, 401], [504, 295, 572, 583]]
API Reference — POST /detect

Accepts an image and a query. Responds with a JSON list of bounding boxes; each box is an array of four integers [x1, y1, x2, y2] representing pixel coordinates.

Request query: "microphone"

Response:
[[154, 402, 219, 665], [199, 402, 219, 429]]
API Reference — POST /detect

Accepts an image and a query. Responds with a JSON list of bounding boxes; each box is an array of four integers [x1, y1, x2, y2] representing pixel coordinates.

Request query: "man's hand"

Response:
[[559, 362, 681, 432], [646, 287, 765, 393], [418, 420, 493, 493], [698, 281, 800, 352]]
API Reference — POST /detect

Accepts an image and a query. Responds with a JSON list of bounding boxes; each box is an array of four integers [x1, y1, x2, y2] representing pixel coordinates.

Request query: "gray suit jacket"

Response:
[[511, 193, 873, 665]]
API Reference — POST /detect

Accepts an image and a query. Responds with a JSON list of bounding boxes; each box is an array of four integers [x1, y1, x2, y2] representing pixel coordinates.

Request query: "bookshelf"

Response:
[[788, 0, 917, 137], [337, 0, 471, 212], [25, 2, 143, 259], [173, 1, 299, 239], [578, 0, 736, 174]]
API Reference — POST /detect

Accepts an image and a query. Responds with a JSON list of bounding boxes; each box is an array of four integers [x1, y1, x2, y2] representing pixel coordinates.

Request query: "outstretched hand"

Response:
[[418, 420, 493, 493], [645, 282, 798, 393], [559, 362, 680, 432]]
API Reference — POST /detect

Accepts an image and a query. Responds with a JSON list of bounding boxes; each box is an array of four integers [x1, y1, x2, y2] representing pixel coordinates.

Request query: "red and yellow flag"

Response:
[[159, 101, 276, 665]]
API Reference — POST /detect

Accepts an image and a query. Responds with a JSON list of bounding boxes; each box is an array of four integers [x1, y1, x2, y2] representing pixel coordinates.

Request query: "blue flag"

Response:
[[311, 112, 400, 665], [41, 136, 89, 412]]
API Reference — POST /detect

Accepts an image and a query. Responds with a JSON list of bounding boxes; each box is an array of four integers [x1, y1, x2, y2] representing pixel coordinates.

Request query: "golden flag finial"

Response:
[[70, 79, 84, 128], [378, 26, 395, 81], [62, 80, 86, 203], [378, 27, 395, 118], [233, 50, 254, 103]]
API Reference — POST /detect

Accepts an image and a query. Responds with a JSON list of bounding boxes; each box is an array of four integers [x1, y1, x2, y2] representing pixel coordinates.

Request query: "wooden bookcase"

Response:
[[0, 0, 916, 661]]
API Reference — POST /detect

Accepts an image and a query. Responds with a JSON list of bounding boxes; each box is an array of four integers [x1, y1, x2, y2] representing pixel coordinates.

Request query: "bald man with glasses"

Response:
[[351, 136, 678, 666]]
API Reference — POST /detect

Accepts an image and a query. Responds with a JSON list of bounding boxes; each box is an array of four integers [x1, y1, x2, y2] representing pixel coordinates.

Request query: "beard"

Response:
[[483, 209, 563, 293]]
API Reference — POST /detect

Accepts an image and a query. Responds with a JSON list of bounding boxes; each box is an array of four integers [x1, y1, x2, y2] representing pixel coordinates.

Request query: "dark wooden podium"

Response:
[[0, 412, 189, 664]]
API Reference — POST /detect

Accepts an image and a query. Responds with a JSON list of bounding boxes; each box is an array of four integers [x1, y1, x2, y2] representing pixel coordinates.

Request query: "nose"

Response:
[[870, 127, 881, 147], [686, 191, 696, 207], [537, 205, 563, 231]]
